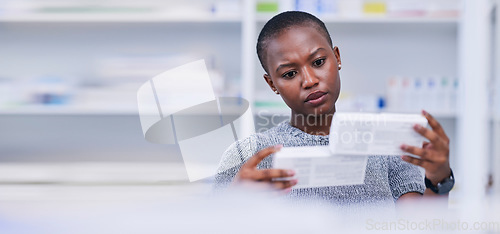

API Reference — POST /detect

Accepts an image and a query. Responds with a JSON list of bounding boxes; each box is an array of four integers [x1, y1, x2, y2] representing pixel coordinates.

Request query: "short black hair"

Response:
[[256, 11, 333, 73]]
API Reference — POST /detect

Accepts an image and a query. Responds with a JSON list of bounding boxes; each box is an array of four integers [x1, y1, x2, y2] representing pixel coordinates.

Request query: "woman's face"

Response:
[[263, 25, 341, 118]]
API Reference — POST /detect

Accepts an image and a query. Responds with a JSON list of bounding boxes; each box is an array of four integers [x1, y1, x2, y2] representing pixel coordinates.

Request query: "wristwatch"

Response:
[[425, 169, 455, 195]]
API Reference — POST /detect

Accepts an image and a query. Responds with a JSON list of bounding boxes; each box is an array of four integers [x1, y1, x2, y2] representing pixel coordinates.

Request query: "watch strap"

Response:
[[425, 169, 455, 195]]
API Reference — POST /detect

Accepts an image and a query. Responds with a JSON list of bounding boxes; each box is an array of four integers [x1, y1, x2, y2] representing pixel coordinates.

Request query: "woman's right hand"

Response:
[[233, 145, 297, 191]]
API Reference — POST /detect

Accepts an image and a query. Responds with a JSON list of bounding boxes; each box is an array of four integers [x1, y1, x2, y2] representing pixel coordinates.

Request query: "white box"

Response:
[[329, 112, 428, 156], [273, 146, 367, 188]]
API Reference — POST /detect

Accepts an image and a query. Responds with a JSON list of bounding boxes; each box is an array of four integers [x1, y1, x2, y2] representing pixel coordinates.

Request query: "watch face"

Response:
[[426, 170, 455, 195], [437, 179, 454, 195]]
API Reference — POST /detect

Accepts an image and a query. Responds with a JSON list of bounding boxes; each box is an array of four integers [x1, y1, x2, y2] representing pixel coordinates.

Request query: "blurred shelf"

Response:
[[3, 12, 456, 24], [0, 162, 189, 184], [254, 105, 457, 118], [385, 111, 457, 119], [0, 162, 213, 202], [0, 14, 241, 23], [11, 106, 451, 117], [0, 105, 139, 115], [256, 14, 458, 24], [0, 102, 250, 116], [254, 107, 290, 116], [254, 101, 289, 115]]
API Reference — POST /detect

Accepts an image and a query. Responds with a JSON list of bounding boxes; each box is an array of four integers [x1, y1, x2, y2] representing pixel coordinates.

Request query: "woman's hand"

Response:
[[233, 145, 297, 192], [400, 110, 452, 185]]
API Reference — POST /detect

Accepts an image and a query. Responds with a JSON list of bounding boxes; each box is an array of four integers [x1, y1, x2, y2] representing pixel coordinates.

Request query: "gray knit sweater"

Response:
[[214, 121, 425, 207]]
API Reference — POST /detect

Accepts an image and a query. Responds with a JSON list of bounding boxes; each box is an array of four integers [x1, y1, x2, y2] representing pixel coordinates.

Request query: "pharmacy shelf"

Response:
[[385, 111, 457, 119], [253, 106, 290, 116], [0, 106, 139, 115], [256, 14, 458, 24], [253, 106, 457, 119], [0, 162, 189, 184], [0, 102, 250, 116], [3, 104, 455, 118], [0, 163, 213, 202], [0, 14, 241, 23]]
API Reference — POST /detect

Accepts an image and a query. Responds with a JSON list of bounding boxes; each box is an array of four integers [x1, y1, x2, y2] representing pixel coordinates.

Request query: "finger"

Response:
[[281, 187, 293, 195], [270, 187, 293, 197], [271, 179, 298, 190], [422, 141, 430, 148], [413, 124, 444, 147], [401, 155, 427, 168], [243, 145, 282, 168], [233, 180, 273, 191], [400, 144, 428, 159], [253, 168, 294, 181], [422, 110, 449, 143]]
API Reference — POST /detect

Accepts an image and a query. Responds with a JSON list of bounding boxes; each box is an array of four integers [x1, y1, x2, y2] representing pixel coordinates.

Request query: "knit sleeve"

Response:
[[212, 136, 258, 191], [388, 156, 426, 200]]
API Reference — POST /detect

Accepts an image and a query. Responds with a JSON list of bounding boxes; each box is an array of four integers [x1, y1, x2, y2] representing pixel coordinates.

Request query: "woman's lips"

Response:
[[305, 91, 328, 106]]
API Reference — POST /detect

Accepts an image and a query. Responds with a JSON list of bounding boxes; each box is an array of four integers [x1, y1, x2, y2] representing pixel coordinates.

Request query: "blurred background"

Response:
[[0, 0, 499, 232]]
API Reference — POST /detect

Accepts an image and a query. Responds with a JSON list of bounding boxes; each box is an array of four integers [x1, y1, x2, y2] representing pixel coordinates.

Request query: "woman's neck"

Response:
[[290, 112, 334, 136]]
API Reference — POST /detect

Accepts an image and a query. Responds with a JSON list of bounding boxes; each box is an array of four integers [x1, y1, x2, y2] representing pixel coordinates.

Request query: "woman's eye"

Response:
[[313, 58, 325, 67], [282, 71, 297, 78]]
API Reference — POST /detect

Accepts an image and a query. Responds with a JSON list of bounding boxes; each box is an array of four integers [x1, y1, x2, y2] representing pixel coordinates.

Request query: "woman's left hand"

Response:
[[400, 110, 452, 185]]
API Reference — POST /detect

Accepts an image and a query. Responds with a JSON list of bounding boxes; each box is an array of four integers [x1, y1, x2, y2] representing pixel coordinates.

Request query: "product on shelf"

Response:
[[426, 0, 460, 17], [255, 0, 340, 15], [386, 0, 426, 17], [0, 0, 241, 19], [386, 76, 457, 115], [256, 0, 459, 18], [256, 1, 279, 13], [0, 79, 15, 108], [335, 92, 385, 113], [0, 76, 75, 108], [363, 0, 386, 15], [96, 54, 228, 97], [30, 76, 74, 105], [211, 0, 241, 16]]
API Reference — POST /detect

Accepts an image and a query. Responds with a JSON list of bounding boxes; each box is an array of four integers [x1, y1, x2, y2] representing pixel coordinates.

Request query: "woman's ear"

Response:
[[333, 46, 342, 70], [263, 74, 279, 94]]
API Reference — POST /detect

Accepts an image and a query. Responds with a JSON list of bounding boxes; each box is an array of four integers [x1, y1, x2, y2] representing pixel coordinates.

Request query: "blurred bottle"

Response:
[[337, 0, 363, 17], [387, 76, 401, 111], [0, 78, 13, 108], [256, 0, 279, 13], [295, 0, 317, 14], [363, 0, 387, 15], [318, 0, 338, 15], [212, 0, 241, 17], [387, 0, 426, 17], [438, 76, 451, 114], [425, 76, 438, 113], [427, 0, 460, 17], [31, 76, 73, 105], [386, 75, 457, 115], [451, 78, 458, 113], [412, 77, 424, 112], [354, 94, 379, 112], [289, 0, 338, 15], [377, 96, 386, 111], [401, 76, 412, 112]]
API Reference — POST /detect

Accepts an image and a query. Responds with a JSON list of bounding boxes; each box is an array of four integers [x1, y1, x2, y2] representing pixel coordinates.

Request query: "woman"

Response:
[[214, 11, 452, 206]]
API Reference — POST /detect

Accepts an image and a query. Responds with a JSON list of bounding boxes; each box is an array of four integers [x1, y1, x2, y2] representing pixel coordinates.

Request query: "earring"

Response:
[[338, 64, 342, 70], [274, 90, 279, 94]]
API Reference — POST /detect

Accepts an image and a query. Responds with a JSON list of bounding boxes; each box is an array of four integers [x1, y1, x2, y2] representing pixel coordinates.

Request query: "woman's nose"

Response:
[[302, 67, 319, 89]]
